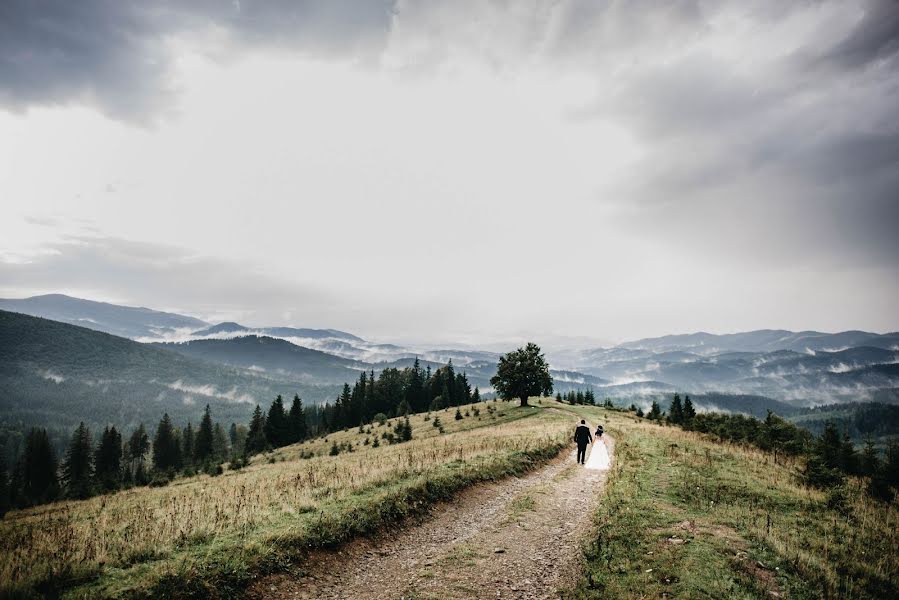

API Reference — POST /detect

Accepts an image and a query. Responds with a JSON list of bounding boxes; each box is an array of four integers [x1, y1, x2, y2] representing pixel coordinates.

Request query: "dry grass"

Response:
[[0, 400, 571, 598]]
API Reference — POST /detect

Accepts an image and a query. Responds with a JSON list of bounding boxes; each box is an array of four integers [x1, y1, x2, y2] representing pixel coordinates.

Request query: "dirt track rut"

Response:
[[251, 438, 613, 600]]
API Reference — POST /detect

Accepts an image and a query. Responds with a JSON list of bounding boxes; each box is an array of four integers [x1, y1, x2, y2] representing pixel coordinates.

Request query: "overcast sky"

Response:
[[1, 0, 897, 346]]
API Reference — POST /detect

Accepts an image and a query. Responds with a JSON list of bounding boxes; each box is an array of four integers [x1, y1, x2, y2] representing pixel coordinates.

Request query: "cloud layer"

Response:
[[1, 0, 897, 342]]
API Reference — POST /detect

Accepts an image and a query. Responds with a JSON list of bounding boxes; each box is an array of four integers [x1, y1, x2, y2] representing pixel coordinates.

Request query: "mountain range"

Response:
[[2, 294, 898, 434]]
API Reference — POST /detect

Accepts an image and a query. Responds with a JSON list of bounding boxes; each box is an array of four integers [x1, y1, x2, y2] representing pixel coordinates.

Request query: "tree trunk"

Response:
[[520, 395, 529, 407]]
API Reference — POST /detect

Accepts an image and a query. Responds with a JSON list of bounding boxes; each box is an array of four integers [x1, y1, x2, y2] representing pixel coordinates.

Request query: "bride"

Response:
[[585, 427, 611, 470]]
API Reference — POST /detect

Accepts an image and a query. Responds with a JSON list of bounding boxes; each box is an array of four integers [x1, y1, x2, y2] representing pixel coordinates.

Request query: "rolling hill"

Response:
[[0, 310, 342, 438]]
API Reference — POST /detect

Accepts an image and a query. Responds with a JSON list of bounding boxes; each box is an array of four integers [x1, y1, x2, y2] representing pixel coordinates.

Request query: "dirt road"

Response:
[[252, 438, 613, 600]]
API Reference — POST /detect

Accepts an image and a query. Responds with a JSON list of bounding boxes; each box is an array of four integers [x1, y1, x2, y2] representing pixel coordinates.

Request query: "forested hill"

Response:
[[153, 336, 364, 384], [0, 310, 338, 443]]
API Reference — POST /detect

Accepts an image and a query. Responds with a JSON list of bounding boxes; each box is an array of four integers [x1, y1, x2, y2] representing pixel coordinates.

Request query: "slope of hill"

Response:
[[0, 310, 339, 437], [0, 294, 208, 339], [2, 400, 895, 599], [153, 335, 364, 384]]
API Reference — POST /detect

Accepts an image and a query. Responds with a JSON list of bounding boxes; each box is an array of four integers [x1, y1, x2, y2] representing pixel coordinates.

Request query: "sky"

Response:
[[1, 0, 897, 346]]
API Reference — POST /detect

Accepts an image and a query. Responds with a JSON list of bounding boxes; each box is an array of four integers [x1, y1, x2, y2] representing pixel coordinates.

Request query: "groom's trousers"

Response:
[[577, 442, 588, 464]]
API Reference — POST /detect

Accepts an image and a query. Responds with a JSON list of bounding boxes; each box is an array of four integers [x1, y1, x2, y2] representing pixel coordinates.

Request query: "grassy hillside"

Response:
[[2, 397, 896, 599], [570, 407, 899, 599], [0, 400, 569, 599]]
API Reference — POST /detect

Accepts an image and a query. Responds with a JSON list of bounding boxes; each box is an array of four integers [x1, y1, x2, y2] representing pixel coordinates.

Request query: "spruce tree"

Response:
[[153, 413, 181, 472], [94, 426, 123, 491], [860, 437, 880, 476], [683, 395, 696, 424], [245, 405, 269, 456], [265, 395, 290, 447], [839, 432, 859, 475], [181, 422, 195, 467], [472, 386, 481, 403], [669, 394, 684, 424], [19, 428, 59, 506], [556, 392, 563, 403], [195, 405, 214, 464], [647, 401, 662, 420], [127, 424, 150, 485], [289, 394, 307, 443], [63, 423, 94, 499], [212, 423, 229, 462]]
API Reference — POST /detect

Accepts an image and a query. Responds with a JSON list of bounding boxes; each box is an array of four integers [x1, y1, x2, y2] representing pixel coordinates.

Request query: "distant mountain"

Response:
[[0, 294, 208, 339], [0, 310, 340, 437], [190, 322, 363, 342], [617, 329, 899, 355], [154, 336, 365, 385]]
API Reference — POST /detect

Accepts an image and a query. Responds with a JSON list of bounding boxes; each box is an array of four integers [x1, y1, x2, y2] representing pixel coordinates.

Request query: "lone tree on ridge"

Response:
[[490, 342, 553, 407]]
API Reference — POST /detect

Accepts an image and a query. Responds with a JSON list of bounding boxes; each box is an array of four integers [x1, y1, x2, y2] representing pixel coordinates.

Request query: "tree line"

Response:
[[0, 358, 485, 516], [305, 358, 480, 434], [0, 392, 310, 514]]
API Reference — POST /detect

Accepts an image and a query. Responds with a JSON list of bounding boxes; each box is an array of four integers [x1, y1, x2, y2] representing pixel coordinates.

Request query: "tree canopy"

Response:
[[489, 343, 553, 406]]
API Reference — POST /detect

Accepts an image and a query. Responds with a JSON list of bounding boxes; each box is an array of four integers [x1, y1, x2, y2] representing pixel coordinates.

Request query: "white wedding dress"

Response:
[[585, 438, 611, 470]]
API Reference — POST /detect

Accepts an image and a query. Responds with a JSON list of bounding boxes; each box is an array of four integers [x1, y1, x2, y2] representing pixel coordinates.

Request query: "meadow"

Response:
[[3, 398, 897, 599], [570, 406, 899, 599], [0, 400, 569, 599]]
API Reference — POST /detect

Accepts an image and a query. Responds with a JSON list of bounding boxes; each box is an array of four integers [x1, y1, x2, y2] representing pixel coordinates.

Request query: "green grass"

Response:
[[567, 408, 899, 599], [0, 400, 569, 600]]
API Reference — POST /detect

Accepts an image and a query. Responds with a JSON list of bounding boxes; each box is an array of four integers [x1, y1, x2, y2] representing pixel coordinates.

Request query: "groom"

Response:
[[574, 419, 593, 464]]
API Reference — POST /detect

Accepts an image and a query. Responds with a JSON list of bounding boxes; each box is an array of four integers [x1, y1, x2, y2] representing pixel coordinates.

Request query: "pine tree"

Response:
[[647, 401, 662, 420], [212, 423, 229, 462], [289, 394, 307, 443], [839, 432, 859, 475], [860, 437, 880, 476], [669, 394, 684, 424], [195, 405, 214, 464], [245, 405, 269, 456], [181, 422, 195, 467], [63, 423, 94, 499], [584, 389, 596, 405], [127, 424, 150, 485], [18, 428, 59, 506], [575, 390, 585, 405], [455, 408, 463, 420], [804, 421, 844, 488], [265, 395, 290, 447], [683, 395, 696, 424], [94, 426, 123, 492], [472, 386, 481, 403], [153, 413, 181, 472]]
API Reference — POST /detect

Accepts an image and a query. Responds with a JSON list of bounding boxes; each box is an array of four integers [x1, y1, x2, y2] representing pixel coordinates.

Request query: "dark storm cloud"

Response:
[[0, 0, 396, 120], [805, 0, 899, 70], [572, 0, 899, 268]]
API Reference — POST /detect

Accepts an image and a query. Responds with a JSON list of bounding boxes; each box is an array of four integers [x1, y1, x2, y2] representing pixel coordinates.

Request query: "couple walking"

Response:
[[574, 419, 610, 470]]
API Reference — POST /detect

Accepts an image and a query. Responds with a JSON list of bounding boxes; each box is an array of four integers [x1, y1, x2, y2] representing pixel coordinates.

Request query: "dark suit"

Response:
[[574, 424, 593, 464]]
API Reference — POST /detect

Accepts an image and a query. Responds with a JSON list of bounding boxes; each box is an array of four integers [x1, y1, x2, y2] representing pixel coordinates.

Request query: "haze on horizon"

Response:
[[1, 0, 897, 346]]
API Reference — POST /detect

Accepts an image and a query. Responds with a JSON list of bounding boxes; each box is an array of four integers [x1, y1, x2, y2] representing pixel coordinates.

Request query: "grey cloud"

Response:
[[806, 0, 899, 70], [0, 234, 335, 322], [0, 0, 396, 121]]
